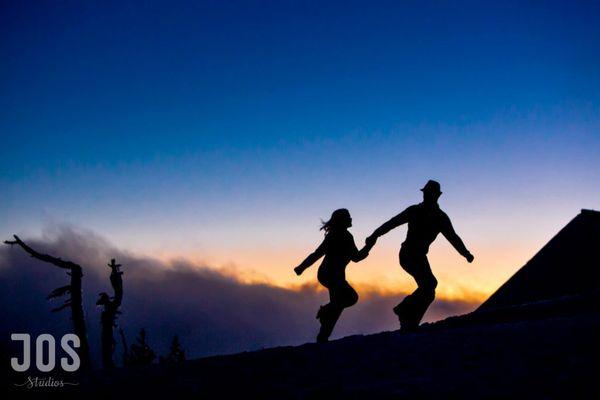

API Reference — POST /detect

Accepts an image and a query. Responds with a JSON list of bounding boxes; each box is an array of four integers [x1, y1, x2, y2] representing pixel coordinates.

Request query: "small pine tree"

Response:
[[160, 335, 186, 365], [128, 328, 156, 366]]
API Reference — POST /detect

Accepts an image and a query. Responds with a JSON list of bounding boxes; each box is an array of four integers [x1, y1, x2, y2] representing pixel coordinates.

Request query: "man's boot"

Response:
[[394, 303, 419, 333], [316, 305, 326, 320]]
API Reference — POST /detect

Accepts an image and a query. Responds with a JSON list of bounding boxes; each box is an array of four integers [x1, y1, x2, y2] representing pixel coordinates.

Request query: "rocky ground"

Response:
[[4, 298, 598, 399], [60, 307, 599, 399]]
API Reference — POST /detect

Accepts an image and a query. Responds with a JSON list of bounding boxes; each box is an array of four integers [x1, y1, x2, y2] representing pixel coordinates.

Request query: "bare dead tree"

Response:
[[118, 327, 130, 366], [4, 234, 91, 370], [97, 258, 124, 369]]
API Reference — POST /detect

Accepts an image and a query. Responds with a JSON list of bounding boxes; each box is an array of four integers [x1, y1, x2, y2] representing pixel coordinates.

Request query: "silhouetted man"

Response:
[[366, 180, 474, 331]]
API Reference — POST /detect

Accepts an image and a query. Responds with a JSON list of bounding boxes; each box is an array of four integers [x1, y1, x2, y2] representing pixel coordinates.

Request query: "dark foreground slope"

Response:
[[66, 303, 598, 399]]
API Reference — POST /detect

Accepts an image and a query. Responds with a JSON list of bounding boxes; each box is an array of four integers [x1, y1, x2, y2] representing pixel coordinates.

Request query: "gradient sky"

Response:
[[1, 0, 599, 301]]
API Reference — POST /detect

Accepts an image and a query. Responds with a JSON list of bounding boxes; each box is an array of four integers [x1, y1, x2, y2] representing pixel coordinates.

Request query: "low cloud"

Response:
[[0, 226, 478, 366]]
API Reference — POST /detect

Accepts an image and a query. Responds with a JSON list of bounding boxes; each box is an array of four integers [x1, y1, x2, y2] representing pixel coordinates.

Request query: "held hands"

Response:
[[365, 235, 377, 249]]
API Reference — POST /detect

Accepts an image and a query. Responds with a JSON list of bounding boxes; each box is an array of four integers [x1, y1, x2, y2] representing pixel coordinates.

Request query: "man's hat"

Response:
[[420, 180, 442, 195]]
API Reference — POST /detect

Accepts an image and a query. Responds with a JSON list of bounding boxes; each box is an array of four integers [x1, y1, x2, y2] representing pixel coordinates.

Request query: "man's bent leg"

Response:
[[410, 257, 438, 326], [395, 252, 437, 331]]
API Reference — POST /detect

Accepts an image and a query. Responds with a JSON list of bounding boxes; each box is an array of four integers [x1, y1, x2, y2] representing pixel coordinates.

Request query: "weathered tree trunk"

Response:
[[119, 328, 130, 366], [4, 235, 91, 371], [69, 267, 91, 370], [98, 259, 124, 369]]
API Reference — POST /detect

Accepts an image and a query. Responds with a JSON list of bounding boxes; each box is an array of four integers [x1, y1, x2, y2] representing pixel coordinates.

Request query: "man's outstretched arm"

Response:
[[441, 218, 474, 262], [367, 207, 412, 245]]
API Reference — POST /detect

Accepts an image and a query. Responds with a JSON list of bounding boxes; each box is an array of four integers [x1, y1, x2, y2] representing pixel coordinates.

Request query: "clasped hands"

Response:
[[365, 234, 377, 249]]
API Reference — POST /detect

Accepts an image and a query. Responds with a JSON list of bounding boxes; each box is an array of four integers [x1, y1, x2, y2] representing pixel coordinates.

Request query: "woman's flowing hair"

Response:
[[320, 208, 350, 233]]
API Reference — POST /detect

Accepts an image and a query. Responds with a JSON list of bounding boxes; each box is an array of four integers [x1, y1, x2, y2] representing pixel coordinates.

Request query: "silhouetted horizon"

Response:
[[0, 226, 477, 367]]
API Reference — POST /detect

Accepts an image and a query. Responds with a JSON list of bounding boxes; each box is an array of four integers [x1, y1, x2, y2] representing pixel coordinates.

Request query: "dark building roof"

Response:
[[477, 209, 600, 311]]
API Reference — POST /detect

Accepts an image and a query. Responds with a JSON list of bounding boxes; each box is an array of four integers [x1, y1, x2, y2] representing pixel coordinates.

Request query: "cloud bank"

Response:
[[0, 226, 478, 367]]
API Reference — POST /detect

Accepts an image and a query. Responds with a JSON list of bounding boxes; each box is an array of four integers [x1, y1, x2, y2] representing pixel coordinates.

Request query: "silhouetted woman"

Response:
[[294, 209, 373, 343]]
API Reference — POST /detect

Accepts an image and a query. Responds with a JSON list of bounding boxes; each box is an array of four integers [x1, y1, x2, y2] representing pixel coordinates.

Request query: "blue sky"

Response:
[[1, 1, 599, 296]]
